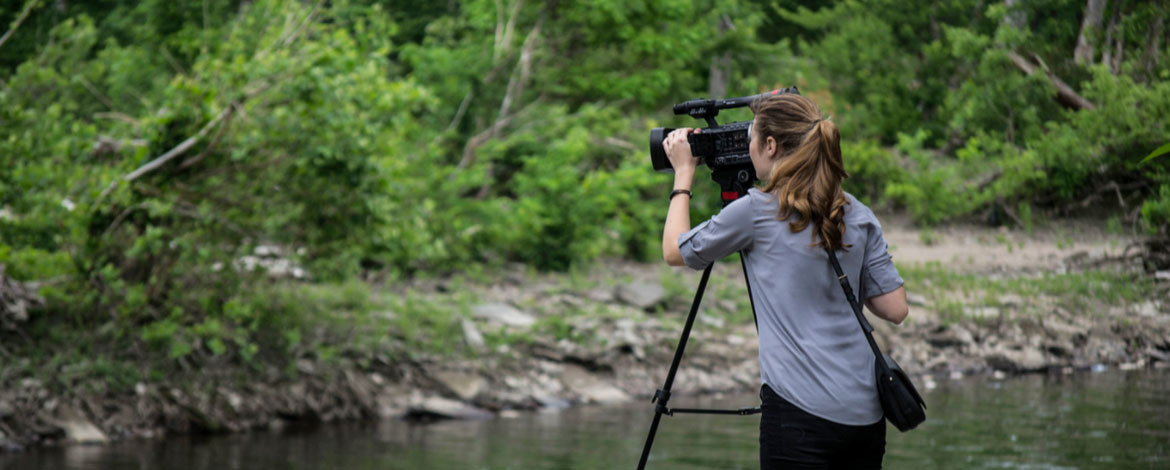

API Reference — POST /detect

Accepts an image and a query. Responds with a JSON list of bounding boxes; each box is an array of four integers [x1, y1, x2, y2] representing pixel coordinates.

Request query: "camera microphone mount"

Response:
[[672, 86, 799, 128]]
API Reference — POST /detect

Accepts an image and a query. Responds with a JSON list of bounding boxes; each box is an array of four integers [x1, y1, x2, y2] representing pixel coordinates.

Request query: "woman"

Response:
[[660, 93, 908, 469]]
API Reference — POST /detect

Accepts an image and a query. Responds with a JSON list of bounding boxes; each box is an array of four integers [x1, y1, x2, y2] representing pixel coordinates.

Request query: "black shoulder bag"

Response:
[[825, 248, 926, 432]]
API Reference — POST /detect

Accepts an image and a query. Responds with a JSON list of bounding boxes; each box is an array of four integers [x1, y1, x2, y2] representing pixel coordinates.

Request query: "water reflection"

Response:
[[1, 369, 1167, 469]]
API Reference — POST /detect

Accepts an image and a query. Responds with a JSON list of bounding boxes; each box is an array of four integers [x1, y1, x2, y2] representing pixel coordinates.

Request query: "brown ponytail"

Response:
[[749, 94, 850, 251]]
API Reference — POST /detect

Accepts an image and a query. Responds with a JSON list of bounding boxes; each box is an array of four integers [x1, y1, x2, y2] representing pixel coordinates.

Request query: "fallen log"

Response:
[[1008, 51, 1096, 110]]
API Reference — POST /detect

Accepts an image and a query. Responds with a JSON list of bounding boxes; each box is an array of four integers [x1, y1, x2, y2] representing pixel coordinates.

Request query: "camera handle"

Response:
[[637, 176, 762, 470]]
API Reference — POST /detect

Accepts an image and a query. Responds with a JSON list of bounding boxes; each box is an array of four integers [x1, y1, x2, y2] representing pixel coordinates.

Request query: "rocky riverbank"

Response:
[[1, 219, 1168, 452]]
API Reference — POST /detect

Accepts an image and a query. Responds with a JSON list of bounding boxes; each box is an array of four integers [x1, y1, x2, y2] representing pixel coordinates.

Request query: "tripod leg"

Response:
[[739, 253, 759, 332], [637, 263, 714, 469]]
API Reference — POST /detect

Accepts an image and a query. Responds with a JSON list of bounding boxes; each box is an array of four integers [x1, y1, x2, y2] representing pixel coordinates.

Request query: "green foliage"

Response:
[[1, 0, 1167, 379], [784, 0, 1169, 225], [1140, 184, 1170, 236], [1142, 143, 1170, 164]]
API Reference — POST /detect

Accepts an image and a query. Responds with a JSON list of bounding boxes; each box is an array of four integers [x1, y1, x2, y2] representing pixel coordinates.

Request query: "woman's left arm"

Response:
[[663, 168, 695, 266], [661, 128, 700, 266]]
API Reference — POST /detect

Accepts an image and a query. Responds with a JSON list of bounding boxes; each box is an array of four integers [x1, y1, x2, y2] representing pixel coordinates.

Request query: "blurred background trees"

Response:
[[0, 0, 1166, 371]]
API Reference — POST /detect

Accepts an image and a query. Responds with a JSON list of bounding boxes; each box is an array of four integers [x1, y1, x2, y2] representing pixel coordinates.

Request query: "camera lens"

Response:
[[649, 127, 675, 173]]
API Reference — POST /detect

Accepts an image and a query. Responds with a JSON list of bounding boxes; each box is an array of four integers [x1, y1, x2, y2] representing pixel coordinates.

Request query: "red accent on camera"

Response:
[[722, 191, 739, 201]]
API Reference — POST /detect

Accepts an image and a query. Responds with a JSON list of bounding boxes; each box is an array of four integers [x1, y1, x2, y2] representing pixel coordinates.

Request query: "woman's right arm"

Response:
[[861, 218, 908, 325], [865, 286, 908, 325]]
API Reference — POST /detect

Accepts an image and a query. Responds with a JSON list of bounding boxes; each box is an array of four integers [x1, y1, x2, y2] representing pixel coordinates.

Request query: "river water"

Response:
[[3, 368, 1168, 469]]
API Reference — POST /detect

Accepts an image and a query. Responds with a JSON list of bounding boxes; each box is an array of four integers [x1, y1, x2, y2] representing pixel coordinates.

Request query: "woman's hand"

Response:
[[664, 128, 700, 175]]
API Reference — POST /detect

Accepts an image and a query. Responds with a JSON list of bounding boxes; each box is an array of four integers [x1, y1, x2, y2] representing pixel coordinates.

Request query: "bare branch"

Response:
[[457, 113, 517, 170], [445, 89, 475, 135], [123, 106, 233, 182], [493, 0, 504, 60], [1008, 51, 1096, 110], [500, 0, 524, 59], [78, 76, 116, 110], [94, 112, 141, 128], [97, 79, 276, 190], [600, 137, 638, 152], [458, 14, 544, 171], [498, 15, 542, 124], [457, 99, 540, 170], [178, 103, 236, 170], [0, 0, 39, 53]]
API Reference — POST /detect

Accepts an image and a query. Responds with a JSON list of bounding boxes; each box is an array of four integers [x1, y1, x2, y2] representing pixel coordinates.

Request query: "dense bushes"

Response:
[[0, 0, 1167, 371]]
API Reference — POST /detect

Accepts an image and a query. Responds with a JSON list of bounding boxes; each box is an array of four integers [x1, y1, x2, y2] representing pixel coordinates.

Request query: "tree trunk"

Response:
[[1074, 0, 1108, 65], [1142, 13, 1163, 81], [1003, 0, 1027, 29], [1101, 0, 1127, 74], [707, 15, 733, 99]]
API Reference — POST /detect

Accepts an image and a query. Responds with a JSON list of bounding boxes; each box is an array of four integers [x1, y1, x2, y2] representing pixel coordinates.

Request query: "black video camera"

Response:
[[649, 87, 799, 173]]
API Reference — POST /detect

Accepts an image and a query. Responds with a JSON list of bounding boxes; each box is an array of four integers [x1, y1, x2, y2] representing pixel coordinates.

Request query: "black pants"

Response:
[[759, 385, 886, 469]]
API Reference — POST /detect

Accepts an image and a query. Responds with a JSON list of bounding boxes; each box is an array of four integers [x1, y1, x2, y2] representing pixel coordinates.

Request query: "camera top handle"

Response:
[[673, 86, 800, 127]]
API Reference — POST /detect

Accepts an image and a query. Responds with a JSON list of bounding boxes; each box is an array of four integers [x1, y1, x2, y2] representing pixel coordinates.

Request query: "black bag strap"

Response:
[[825, 248, 889, 367]]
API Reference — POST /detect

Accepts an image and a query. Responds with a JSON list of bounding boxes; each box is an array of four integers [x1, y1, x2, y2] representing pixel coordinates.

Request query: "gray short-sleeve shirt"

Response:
[[678, 188, 904, 425]]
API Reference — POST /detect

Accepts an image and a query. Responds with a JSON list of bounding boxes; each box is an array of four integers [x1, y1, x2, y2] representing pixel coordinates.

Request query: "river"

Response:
[[3, 368, 1167, 469]]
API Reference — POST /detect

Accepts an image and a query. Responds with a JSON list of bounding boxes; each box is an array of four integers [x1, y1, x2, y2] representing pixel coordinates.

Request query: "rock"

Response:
[[560, 364, 631, 405], [1133, 301, 1161, 317], [584, 288, 615, 303], [614, 282, 667, 311], [926, 325, 973, 348], [952, 325, 975, 345], [375, 392, 408, 419], [1155, 270, 1170, 281], [267, 419, 288, 432], [1043, 341, 1074, 358], [460, 319, 486, 352], [1147, 348, 1170, 363], [295, 359, 316, 375], [1064, 250, 1090, 265], [1042, 317, 1084, 338], [0, 400, 12, 418], [1, 266, 43, 328], [53, 405, 108, 444], [431, 372, 486, 401], [0, 429, 23, 453], [964, 306, 1000, 319], [698, 314, 725, 329], [998, 294, 1024, 309], [986, 347, 1048, 373], [409, 396, 492, 420], [222, 389, 243, 411], [471, 303, 536, 328], [906, 292, 928, 307]]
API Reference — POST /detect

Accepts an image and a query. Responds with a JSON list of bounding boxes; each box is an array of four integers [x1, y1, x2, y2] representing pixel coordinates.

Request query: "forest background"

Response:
[[0, 0, 1167, 389]]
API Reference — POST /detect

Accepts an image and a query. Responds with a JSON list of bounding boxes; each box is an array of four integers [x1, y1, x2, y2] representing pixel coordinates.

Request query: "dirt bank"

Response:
[[1, 216, 1167, 452]]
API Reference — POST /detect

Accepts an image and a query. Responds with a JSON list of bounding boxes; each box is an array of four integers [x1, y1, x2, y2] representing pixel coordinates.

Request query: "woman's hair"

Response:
[[749, 93, 850, 251]]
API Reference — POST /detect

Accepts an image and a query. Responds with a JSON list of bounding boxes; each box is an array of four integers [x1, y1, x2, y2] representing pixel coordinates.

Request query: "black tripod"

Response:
[[636, 167, 761, 470]]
